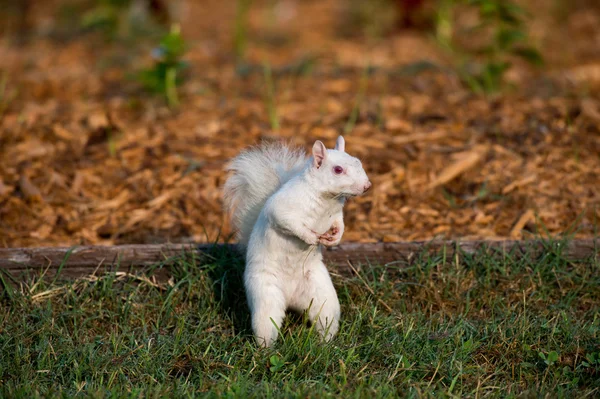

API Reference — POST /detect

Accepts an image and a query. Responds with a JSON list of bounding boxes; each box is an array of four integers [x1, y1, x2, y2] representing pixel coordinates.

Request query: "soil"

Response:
[[1, 0, 599, 248]]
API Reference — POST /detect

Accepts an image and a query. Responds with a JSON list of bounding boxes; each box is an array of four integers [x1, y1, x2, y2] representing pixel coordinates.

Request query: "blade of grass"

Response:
[[165, 66, 179, 108], [344, 65, 370, 134], [234, 0, 252, 61], [263, 62, 279, 131]]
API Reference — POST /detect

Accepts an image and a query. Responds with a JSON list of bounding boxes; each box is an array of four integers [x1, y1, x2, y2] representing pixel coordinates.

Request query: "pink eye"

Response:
[[333, 166, 344, 174]]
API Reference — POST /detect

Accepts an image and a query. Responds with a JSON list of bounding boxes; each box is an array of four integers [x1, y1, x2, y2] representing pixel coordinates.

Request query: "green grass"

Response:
[[343, 66, 371, 135], [262, 62, 280, 131], [1, 244, 599, 398], [233, 0, 252, 62]]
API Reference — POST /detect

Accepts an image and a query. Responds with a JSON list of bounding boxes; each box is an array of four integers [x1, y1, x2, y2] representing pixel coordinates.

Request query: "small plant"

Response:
[[81, 0, 131, 38], [138, 25, 188, 108], [581, 352, 600, 370], [269, 355, 285, 373], [539, 350, 559, 367], [436, 0, 543, 94]]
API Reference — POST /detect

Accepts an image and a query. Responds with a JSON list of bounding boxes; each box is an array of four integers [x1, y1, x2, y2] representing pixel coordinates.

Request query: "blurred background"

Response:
[[0, 0, 599, 247]]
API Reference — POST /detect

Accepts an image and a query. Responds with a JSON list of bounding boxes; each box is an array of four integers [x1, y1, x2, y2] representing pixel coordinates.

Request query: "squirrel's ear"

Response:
[[312, 140, 327, 168], [334, 135, 345, 152]]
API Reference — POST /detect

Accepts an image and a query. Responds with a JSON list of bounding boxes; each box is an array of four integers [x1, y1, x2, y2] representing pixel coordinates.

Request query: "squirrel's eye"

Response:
[[333, 166, 344, 175]]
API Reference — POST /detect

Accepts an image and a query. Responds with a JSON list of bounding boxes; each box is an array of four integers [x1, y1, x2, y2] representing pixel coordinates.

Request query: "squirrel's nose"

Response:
[[363, 181, 372, 193]]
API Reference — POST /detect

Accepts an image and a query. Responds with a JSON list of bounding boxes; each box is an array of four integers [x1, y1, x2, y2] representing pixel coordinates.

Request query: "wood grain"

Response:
[[0, 239, 598, 281]]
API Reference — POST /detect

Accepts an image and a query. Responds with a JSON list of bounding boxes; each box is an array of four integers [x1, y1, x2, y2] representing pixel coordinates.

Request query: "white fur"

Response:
[[223, 136, 370, 347], [223, 142, 306, 247]]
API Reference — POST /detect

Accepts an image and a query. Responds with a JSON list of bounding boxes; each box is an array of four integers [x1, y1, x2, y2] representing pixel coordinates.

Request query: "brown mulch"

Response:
[[1, 0, 600, 248]]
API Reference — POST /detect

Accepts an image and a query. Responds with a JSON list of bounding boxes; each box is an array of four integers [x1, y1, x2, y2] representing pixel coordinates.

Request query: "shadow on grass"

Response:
[[205, 245, 253, 338], [180, 244, 253, 339], [181, 244, 309, 343]]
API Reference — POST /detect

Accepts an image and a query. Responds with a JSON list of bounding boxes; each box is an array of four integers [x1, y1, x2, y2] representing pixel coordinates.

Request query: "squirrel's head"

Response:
[[310, 136, 371, 198]]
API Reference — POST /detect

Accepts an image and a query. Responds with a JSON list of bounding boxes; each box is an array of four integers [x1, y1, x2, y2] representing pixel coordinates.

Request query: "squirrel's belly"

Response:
[[263, 235, 322, 274], [271, 239, 321, 267]]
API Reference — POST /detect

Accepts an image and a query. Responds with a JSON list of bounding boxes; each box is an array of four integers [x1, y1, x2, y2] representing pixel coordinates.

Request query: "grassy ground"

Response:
[[1, 244, 599, 398]]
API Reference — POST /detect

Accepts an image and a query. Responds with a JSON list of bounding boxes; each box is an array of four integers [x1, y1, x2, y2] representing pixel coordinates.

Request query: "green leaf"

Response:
[[486, 61, 511, 75], [463, 338, 474, 351], [269, 355, 284, 372], [571, 377, 580, 385], [138, 68, 165, 93], [496, 2, 525, 25], [496, 28, 526, 49], [479, 2, 499, 18], [480, 61, 511, 92], [81, 6, 117, 29], [540, 350, 558, 366], [402, 356, 411, 369], [160, 33, 186, 60], [512, 47, 544, 66], [137, 25, 188, 105], [500, 2, 527, 19]]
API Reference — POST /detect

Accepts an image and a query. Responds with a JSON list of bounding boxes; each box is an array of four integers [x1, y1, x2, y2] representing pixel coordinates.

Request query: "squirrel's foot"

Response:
[[318, 225, 341, 247]]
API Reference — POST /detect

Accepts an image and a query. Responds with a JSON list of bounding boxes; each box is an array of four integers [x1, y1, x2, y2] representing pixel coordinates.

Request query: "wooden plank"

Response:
[[325, 239, 599, 265], [0, 239, 598, 281]]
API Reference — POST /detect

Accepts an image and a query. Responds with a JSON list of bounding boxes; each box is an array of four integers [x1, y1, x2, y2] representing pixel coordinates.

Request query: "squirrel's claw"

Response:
[[318, 225, 341, 247]]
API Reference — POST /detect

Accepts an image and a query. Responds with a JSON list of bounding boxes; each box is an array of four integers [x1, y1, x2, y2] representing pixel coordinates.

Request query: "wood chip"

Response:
[[510, 209, 535, 239], [96, 190, 130, 211], [19, 175, 43, 202], [0, 178, 13, 197], [2, 7, 600, 247], [427, 146, 487, 190], [581, 98, 600, 123], [324, 79, 351, 94], [88, 111, 110, 130], [53, 125, 76, 140], [391, 130, 448, 145], [385, 118, 412, 132], [502, 175, 537, 195]]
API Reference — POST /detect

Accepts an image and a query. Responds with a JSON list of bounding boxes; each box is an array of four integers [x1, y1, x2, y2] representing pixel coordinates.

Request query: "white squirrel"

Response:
[[223, 136, 371, 347]]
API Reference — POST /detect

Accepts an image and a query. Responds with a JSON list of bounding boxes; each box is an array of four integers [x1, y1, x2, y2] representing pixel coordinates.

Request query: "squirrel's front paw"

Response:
[[318, 225, 341, 247]]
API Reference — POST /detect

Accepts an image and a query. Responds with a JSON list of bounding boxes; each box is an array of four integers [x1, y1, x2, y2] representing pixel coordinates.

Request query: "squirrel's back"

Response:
[[223, 141, 307, 247]]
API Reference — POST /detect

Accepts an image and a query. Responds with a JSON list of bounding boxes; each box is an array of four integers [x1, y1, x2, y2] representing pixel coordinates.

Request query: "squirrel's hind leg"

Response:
[[245, 274, 286, 347], [297, 262, 341, 342]]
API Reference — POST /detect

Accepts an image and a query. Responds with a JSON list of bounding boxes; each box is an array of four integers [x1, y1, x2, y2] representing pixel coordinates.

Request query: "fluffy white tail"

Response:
[[223, 142, 307, 247]]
